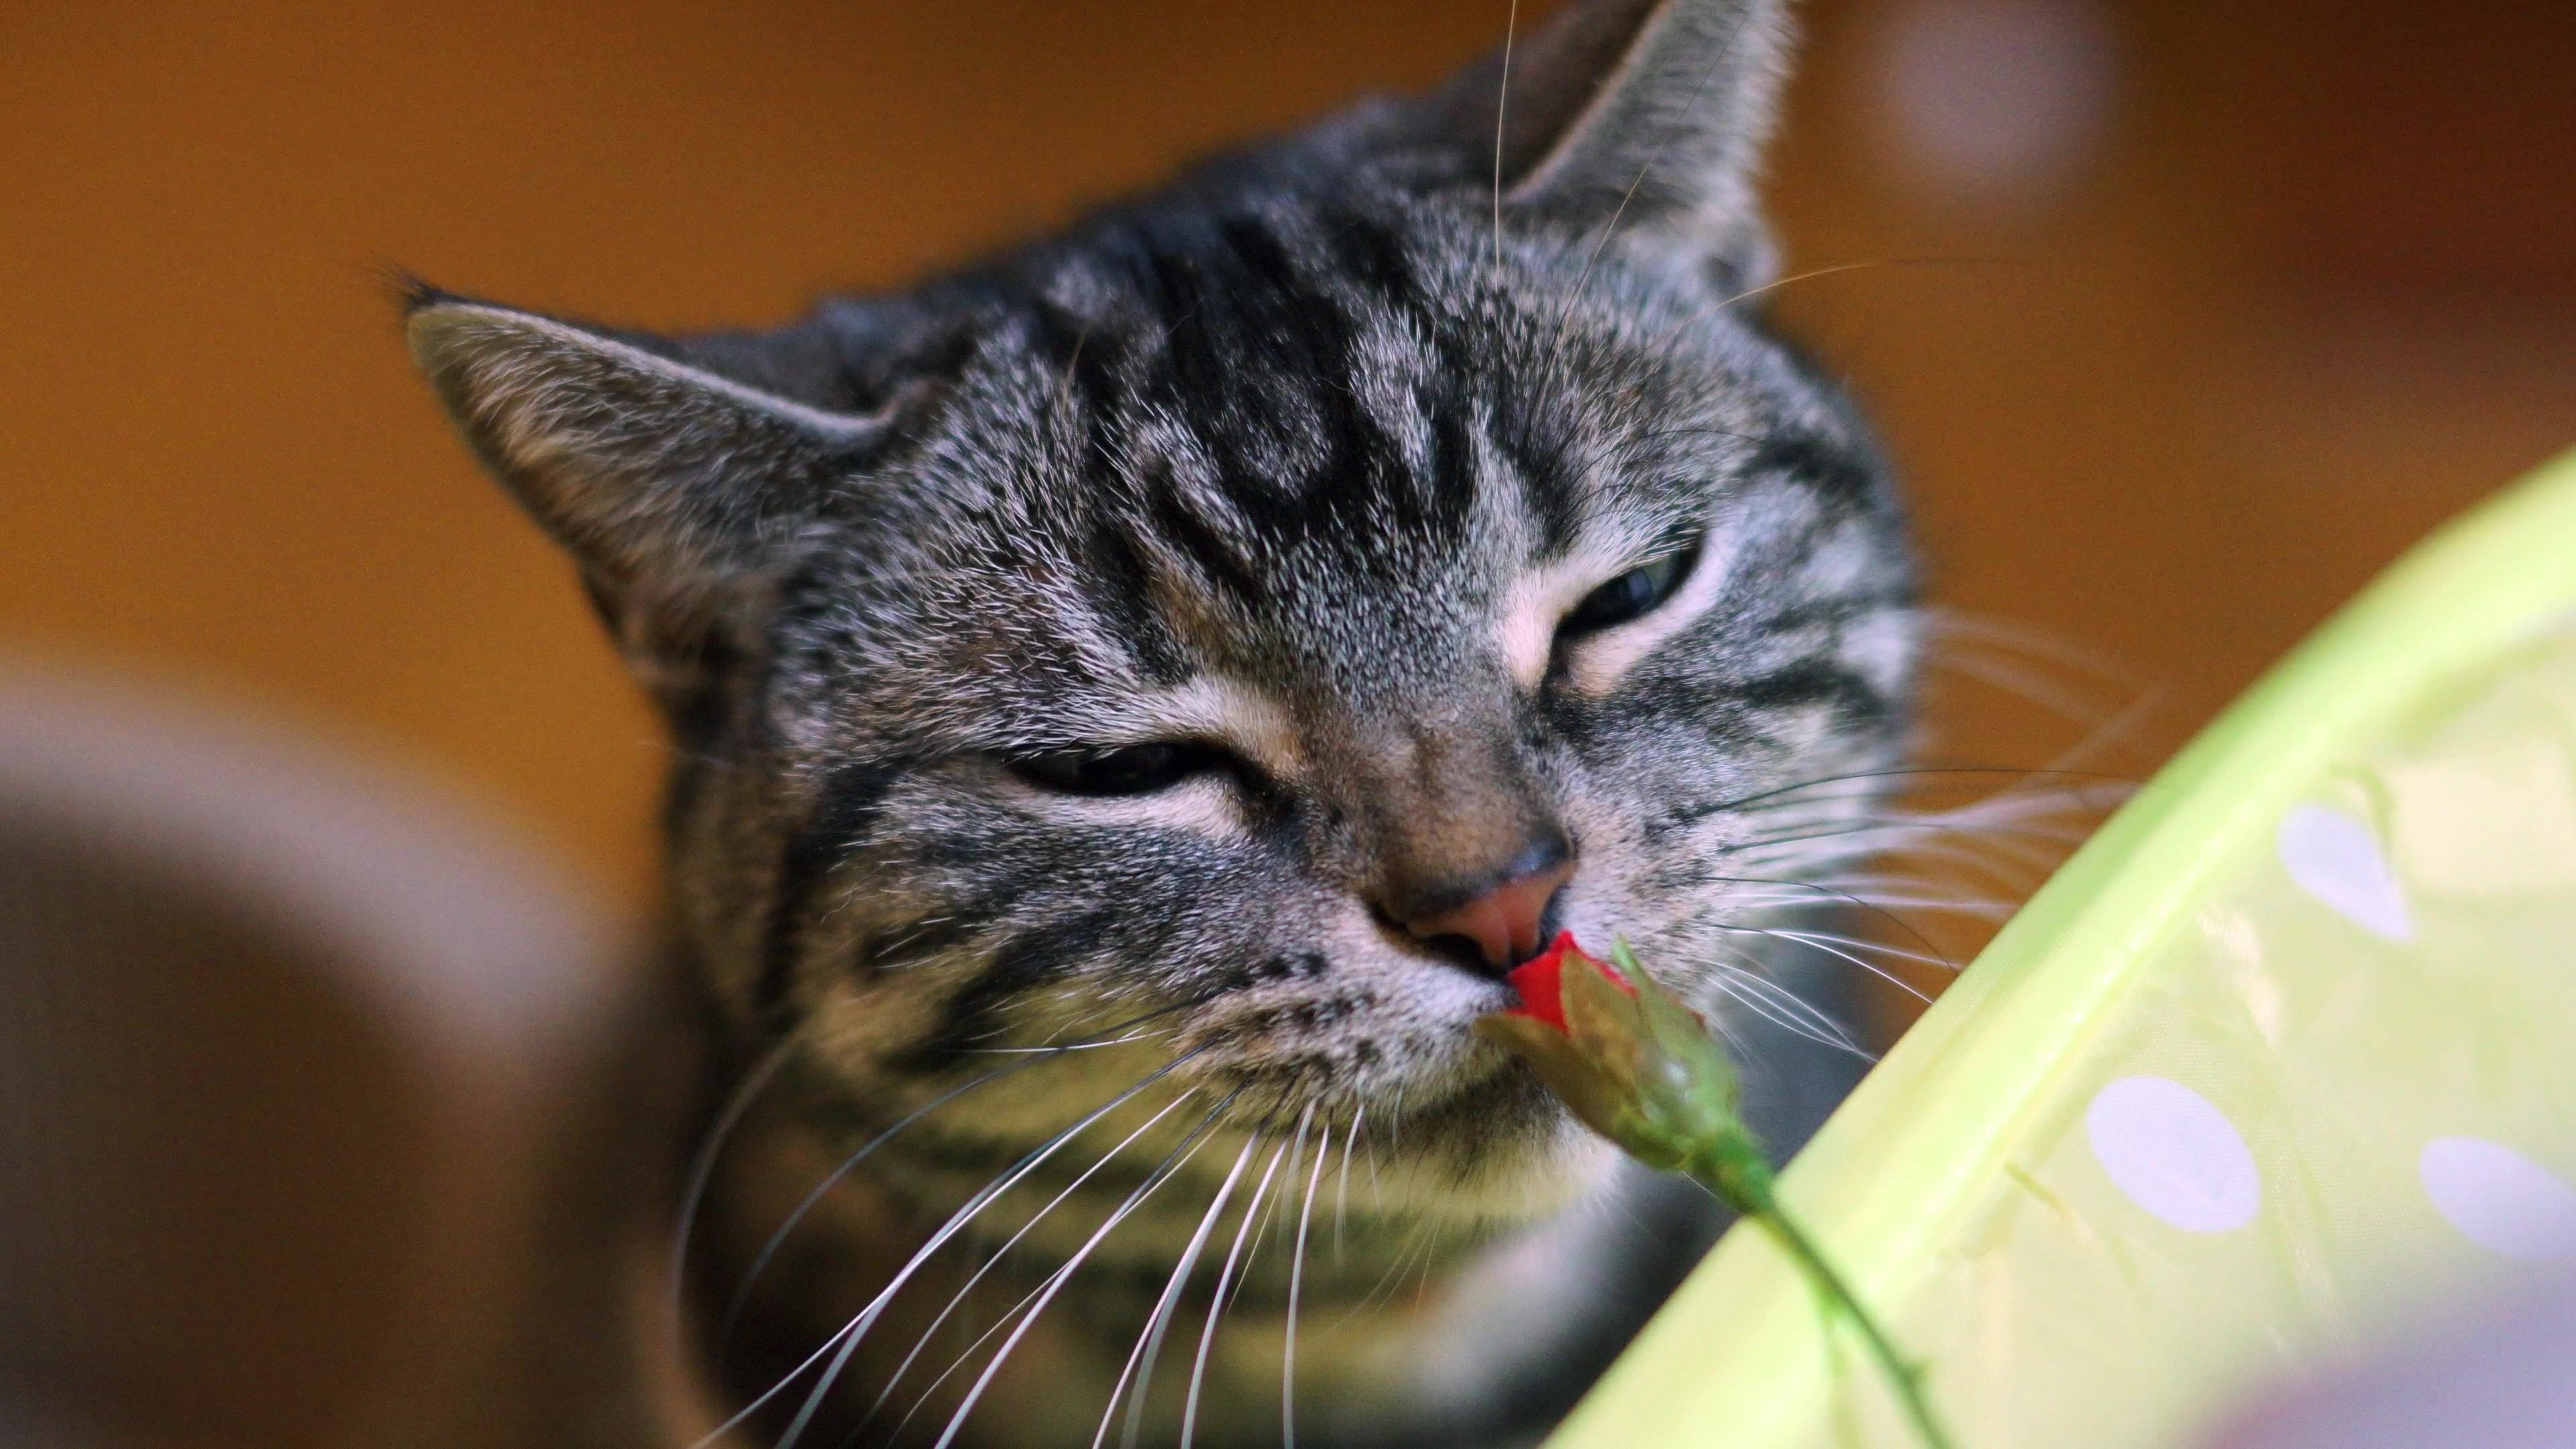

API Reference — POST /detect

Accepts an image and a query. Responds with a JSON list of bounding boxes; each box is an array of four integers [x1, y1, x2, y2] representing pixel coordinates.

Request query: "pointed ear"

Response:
[[1452, 0, 1793, 284], [405, 287, 889, 710]]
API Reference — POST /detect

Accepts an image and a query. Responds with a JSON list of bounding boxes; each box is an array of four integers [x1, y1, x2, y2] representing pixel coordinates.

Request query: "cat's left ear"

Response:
[[1446, 0, 1794, 288], [405, 286, 891, 712]]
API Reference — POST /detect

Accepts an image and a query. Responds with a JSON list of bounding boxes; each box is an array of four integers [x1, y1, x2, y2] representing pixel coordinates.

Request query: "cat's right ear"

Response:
[[1436, 0, 1794, 288], [404, 284, 887, 708]]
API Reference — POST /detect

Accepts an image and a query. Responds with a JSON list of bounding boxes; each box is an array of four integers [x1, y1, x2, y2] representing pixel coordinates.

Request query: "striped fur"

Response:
[[408, 2, 1917, 1444]]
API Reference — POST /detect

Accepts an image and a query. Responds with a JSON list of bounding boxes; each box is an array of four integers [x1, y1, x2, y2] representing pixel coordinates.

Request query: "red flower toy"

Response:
[[1499, 930, 1621, 1032], [1477, 934, 1957, 1449]]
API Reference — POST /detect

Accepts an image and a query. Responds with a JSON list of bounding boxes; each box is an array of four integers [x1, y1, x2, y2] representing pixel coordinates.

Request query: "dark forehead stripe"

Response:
[[1141, 473, 1269, 604], [1029, 198, 1478, 586], [1077, 515, 1193, 681], [1313, 202, 1421, 301], [1495, 401, 1587, 554]]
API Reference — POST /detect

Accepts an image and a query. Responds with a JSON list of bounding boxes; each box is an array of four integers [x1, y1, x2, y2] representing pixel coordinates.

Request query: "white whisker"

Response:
[[1491, 0, 1519, 272], [716, 1001, 1202, 1350], [1712, 920, 1930, 1004], [1102, 1135, 1263, 1449], [957, 1028, 1174, 1055], [1183, 1140, 1290, 1448], [1285, 1115, 1328, 1449], [924, 1105, 1232, 1449], [672, 1035, 794, 1325], [1334, 1102, 1363, 1264], [713, 1057, 1035, 1358], [729, 1055, 1197, 1449], [1751, 926, 1957, 973], [1705, 963, 1872, 1060], [867, 1089, 1199, 1432]]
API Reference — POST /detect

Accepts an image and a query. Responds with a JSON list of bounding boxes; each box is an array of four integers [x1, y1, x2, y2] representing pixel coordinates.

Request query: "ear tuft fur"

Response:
[[382, 266, 462, 319]]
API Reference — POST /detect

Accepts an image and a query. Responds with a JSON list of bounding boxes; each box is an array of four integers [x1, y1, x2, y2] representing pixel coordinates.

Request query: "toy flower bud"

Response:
[[1475, 932, 1959, 1449], [1473, 933, 1749, 1176]]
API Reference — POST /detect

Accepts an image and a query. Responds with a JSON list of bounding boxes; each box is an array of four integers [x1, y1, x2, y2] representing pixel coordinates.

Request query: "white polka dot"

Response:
[[2277, 804, 2412, 941], [2086, 1075, 2261, 1232], [2420, 1136, 2576, 1262]]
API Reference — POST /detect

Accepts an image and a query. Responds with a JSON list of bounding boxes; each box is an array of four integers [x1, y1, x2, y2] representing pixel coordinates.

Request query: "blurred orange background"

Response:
[[4, 0, 2571, 922]]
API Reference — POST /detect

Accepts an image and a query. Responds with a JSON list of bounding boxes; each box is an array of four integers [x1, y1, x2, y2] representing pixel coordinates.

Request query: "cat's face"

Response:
[[410, 0, 1913, 1242]]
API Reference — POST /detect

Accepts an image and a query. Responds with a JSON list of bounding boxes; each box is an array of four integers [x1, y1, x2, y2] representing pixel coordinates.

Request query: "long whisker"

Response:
[[1285, 1116, 1330, 1449], [1225, 1109, 1306, 1321], [1704, 961, 1871, 1059], [1491, 0, 1520, 272], [1745, 924, 1959, 974], [1728, 796, 2104, 843], [888, 1095, 1238, 1444], [1711, 920, 1931, 1004], [920, 1095, 1238, 1449], [864, 1089, 1201, 1433], [1924, 609, 2151, 681], [673, 1035, 795, 1322], [1657, 764, 2137, 832], [1353, 1214, 1444, 1318], [1052, 323, 1094, 418], [1731, 818, 2087, 886], [955, 1026, 1177, 1055], [1737, 884, 2022, 920], [1100, 1134, 1263, 1449], [1729, 820, 2092, 881], [1697, 873, 1953, 969], [714, 1057, 1033, 1357], [1758, 870, 2033, 909], [717, 998, 1201, 1352], [1715, 256, 2023, 313], [706, 1051, 1202, 1449], [1182, 1140, 1291, 1448], [1334, 1102, 1364, 1264]]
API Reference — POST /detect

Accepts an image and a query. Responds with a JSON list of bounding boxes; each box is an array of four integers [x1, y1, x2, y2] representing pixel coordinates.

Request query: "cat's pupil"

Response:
[[1562, 539, 1702, 635], [1010, 742, 1208, 796]]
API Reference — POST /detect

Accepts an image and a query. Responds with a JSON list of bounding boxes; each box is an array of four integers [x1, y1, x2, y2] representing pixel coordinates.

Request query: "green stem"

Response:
[[1688, 1140, 1957, 1449]]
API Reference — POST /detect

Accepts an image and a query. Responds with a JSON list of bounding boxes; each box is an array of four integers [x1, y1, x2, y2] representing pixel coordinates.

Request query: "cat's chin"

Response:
[[1312, 1065, 1629, 1229]]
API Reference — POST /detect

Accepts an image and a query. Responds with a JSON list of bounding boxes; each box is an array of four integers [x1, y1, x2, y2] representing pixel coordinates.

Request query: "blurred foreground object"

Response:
[[1552, 448, 2576, 1447], [2203, 1271, 2576, 1449], [0, 671, 631, 1447]]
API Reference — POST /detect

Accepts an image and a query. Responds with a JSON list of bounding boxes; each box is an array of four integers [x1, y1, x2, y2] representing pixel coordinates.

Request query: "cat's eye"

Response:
[[1008, 742, 1215, 797], [1560, 539, 1703, 635]]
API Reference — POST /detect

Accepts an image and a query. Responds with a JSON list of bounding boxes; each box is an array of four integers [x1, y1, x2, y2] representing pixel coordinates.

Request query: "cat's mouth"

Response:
[[1169, 1017, 1609, 1221]]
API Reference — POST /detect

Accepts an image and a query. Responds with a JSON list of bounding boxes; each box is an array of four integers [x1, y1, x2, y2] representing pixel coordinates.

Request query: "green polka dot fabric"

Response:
[[1554, 447, 2576, 1449]]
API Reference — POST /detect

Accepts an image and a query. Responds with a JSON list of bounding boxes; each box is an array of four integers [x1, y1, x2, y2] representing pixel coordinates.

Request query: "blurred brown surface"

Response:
[[2, 0, 2570, 957], [0, 674, 630, 1447]]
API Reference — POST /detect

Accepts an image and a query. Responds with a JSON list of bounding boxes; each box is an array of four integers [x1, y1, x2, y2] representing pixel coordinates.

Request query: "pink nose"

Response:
[[1400, 853, 1576, 969]]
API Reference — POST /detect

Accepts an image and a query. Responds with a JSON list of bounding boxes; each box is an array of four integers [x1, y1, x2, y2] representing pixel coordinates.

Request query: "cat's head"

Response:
[[408, 0, 1914, 1230]]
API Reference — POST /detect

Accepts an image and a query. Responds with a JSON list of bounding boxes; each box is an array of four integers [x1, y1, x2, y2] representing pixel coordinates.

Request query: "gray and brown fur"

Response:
[[407, 1, 1918, 1444]]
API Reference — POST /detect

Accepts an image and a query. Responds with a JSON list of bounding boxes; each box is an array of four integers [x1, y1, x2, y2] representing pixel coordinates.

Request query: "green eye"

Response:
[[1008, 742, 1213, 796], [1562, 539, 1702, 634]]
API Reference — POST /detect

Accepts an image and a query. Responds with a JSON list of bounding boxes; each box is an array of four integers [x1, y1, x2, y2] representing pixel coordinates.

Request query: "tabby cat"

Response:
[[406, 0, 1916, 1444]]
